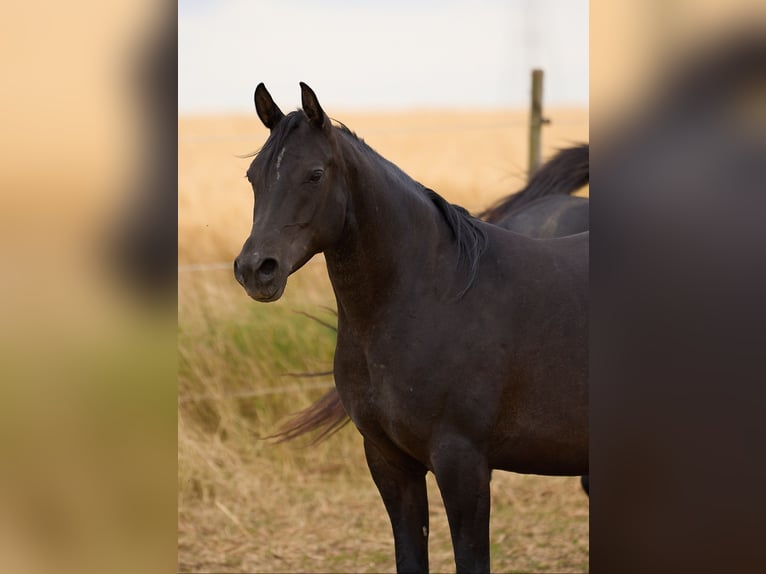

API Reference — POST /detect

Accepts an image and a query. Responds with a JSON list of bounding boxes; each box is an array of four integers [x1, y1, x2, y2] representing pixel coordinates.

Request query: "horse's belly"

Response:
[[489, 427, 588, 475]]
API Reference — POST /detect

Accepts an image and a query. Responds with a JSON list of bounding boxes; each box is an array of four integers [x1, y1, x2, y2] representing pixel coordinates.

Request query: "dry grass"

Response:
[[179, 108, 589, 573]]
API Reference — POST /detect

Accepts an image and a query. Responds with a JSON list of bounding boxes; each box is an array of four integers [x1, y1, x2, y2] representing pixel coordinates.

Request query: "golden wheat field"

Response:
[[178, 108, 589, 573]]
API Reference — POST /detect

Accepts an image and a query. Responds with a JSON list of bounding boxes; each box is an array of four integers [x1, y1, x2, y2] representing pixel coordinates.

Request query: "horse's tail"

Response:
[[479, 143, 589, 224], [268, 387, 350, 444], [268, 308, 350, 445]]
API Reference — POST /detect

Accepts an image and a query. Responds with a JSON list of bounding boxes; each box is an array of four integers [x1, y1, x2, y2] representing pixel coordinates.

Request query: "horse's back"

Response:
[[479, 224, 588, 297], [497, 195, 589, 238]]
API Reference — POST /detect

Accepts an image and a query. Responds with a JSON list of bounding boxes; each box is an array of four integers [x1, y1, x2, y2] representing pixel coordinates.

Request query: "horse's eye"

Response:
[[308, 169, 324, 184]]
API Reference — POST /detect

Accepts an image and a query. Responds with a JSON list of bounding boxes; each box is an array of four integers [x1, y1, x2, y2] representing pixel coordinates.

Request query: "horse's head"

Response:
[[234, 83, 347, 302]]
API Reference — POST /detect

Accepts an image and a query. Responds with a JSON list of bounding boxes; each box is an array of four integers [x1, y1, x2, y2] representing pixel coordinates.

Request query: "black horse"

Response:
[[274, 144, 591, 494], [234, 83, 588, 573]]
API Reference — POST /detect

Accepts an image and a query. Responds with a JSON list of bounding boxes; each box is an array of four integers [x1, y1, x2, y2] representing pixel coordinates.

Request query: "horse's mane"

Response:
[[425, 189, 488, 298], [479, 144, 589, 224]]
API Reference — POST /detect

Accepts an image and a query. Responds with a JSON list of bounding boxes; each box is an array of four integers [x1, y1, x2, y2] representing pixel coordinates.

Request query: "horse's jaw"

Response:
[[244, 279, 287, 303], [248, 288, 285, 303]]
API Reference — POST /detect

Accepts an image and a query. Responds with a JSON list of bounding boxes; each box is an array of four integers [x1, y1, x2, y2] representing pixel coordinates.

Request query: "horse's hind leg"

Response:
[[364, 438, 429, 573], [431, 436, 491, 573]]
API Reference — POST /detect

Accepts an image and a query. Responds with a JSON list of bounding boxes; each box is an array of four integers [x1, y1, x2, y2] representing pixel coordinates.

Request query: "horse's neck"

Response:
[[324, 138, 449, 330]]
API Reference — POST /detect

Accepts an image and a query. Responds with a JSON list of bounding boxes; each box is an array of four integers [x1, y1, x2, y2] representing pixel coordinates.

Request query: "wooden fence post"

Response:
[[528, 68, 549, 180]]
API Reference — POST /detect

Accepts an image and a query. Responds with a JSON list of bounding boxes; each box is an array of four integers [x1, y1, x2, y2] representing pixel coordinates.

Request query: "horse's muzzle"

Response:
[[233, 254, 284, 302]]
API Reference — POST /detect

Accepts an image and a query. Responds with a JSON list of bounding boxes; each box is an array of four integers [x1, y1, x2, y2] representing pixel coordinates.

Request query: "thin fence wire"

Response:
[[178, 262, 233, 272], [178, 379, 335, 404]]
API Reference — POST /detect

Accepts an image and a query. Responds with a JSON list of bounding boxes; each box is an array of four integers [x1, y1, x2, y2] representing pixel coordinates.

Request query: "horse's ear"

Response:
[[254, 83, 284, 130], [300, 82, 327, 130]]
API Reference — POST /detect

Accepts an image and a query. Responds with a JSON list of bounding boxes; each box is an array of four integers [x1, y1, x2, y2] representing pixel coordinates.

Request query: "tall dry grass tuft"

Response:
[[179, 109, 589, 572]]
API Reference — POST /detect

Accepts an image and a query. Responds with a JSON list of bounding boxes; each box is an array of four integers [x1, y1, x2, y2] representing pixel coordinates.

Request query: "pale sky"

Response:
[[179, 0, 588, 113]]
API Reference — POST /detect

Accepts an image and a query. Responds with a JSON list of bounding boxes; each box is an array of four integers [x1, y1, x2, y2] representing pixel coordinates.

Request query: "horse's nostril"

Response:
[[257, 258, 277, 280]]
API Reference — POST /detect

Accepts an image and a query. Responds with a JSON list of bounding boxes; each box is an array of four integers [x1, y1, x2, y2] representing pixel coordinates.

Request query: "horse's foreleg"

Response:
[[431, 437, 491, 573], [364, 438, 429, 574]]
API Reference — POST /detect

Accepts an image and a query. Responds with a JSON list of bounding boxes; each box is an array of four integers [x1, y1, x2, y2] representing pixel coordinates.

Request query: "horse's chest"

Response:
[[334, 356, 414, 421], [334, 345, 433, 459]]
